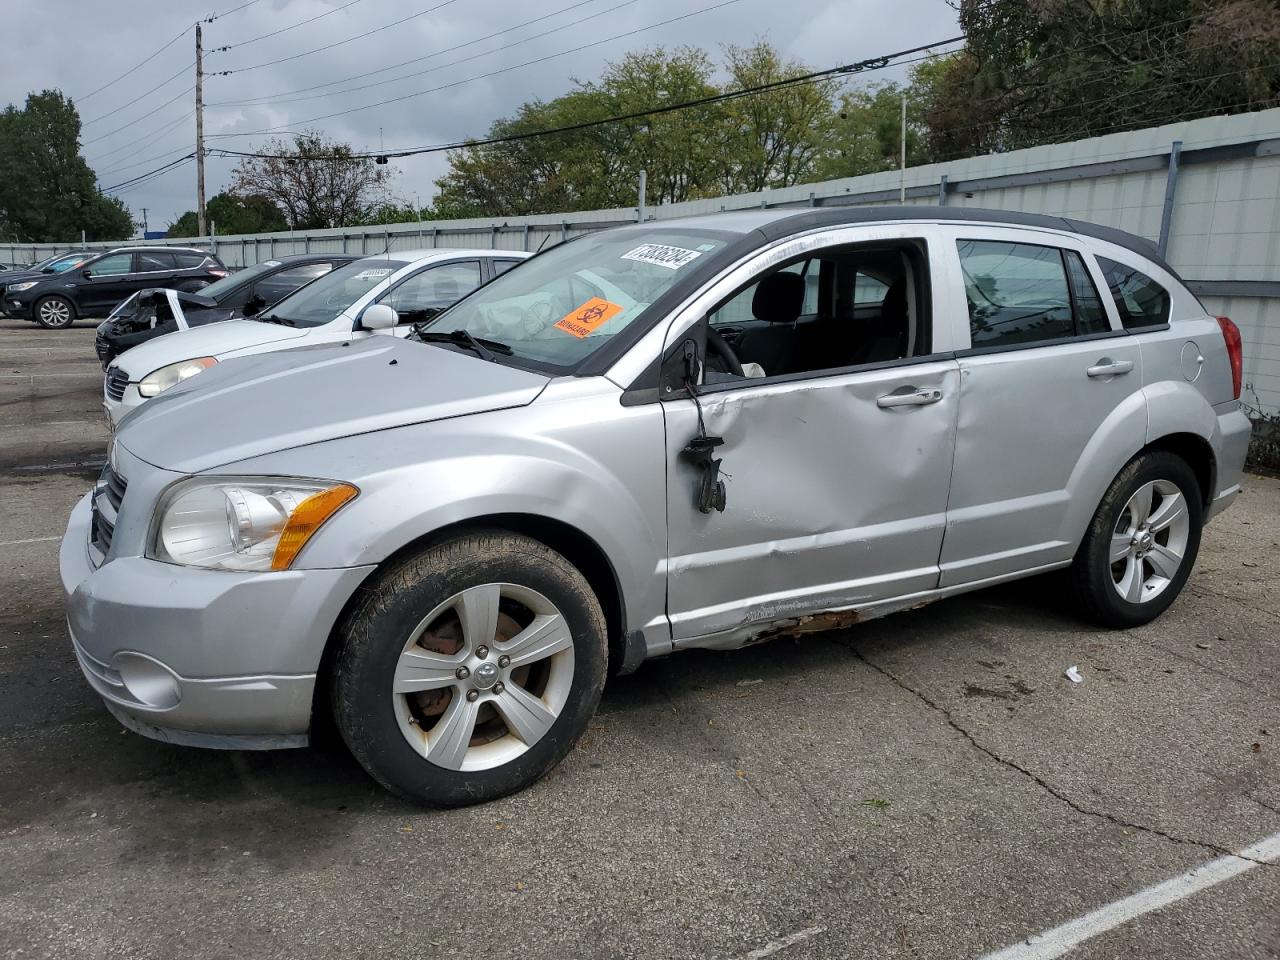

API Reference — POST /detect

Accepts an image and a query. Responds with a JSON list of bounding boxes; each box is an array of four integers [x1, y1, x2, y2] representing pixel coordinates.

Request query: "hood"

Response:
[[112, 317, 311, 377], [115, 335, 550, 473], [0, 268, 53, 286]]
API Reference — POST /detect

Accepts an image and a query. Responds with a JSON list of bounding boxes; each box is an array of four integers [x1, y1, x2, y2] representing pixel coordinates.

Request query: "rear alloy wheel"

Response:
[[34, 295, 76, 329], [1071, 451, 1203, 627], [331, 531, 607, 806]]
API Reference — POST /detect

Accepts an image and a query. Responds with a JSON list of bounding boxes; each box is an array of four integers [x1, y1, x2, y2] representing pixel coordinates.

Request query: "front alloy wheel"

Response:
[[35, 296, 75, 329], [332, 531, 607, 806]]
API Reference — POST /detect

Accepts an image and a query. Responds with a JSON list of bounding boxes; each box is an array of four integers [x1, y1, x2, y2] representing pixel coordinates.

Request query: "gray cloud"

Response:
[[3, 0, 958, 228]]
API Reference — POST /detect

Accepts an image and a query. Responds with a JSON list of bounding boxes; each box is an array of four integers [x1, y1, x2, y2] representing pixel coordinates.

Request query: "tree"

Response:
[[170, 191, 289, 237], [228, 132, 393, 229], [928, 0, 1280, 154], [0, 90, 133, 242], [716, 43, 835, 192]]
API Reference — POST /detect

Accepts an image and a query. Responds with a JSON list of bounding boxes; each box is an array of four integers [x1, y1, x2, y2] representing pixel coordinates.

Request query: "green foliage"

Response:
[[170, 191, 288, 237], [0, 90, 134, 242]]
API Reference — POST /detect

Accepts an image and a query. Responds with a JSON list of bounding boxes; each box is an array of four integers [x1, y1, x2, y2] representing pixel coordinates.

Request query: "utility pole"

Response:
[[195, 23, 207, 238], [140, 207, 149, 237], [901, 92, 911, 203]]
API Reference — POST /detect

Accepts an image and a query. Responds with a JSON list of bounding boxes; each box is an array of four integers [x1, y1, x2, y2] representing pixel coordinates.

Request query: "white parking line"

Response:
[[742, 926, 826, 959], [979, 831, 1280, 960], [0, 536, 59, 547]]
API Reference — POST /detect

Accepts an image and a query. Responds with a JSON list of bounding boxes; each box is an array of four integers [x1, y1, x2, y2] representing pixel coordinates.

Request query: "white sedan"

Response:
[[102, 248, 528, 426]]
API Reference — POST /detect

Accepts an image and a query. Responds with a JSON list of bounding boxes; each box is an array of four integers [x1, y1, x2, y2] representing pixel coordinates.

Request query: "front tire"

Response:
[[1071, 451, 1203, 628], [331, 531, 608, 807], [34, 295, 76, 329]]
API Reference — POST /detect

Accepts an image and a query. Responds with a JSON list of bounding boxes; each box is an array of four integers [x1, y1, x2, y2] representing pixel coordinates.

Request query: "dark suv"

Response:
[[3, 246, 228, 329]]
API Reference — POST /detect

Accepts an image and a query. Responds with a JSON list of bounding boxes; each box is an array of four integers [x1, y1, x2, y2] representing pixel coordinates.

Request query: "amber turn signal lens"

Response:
[[270, 483, 358, 570]]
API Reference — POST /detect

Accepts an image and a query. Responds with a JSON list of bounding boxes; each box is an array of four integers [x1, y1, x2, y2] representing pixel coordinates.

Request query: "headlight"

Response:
[[138, 356, 217, 397], [149, 478, 358, 571], [8, 281, 38, 292]]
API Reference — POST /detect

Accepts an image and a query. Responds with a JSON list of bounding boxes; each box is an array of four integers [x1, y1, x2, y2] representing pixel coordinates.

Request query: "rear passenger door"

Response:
[[937, 227, 1145, 586]]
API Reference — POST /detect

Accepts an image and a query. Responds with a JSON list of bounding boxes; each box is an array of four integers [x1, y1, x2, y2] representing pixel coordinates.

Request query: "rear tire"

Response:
[[330, 531, 607, 807], [34, 295, 76, 329], [1071, 451, 1203, 628]]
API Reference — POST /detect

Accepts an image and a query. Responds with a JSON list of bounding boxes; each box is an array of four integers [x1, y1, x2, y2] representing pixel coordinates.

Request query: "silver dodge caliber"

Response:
[[61, 207, 1250, 806]]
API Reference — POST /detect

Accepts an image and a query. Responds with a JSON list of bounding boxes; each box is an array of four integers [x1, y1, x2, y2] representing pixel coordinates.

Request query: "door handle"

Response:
[[877, 387, 943, 408], [1086, 359, 1134, 378]]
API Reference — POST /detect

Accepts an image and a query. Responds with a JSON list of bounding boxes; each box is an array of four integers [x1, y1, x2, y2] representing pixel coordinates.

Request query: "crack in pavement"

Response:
[[839, 641, 1277, 868], [1138, 638, 1280, 704], [1249, 795, 1280, 819]]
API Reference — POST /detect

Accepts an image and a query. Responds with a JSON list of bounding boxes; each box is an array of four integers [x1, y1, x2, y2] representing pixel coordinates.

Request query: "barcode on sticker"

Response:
[[620, 243, 702, 270], [354, 268, 394, 280]]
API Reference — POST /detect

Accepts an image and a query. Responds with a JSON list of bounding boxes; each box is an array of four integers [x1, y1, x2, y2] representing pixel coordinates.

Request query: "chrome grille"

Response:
[[105, 366, 128, 402]]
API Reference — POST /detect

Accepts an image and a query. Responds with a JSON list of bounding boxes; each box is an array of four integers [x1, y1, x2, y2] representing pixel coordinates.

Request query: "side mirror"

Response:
[[361, 303, 398, 331], [40, 267, 54, 274], [81, 268, 93, 279], [242, 295, 265, 317]]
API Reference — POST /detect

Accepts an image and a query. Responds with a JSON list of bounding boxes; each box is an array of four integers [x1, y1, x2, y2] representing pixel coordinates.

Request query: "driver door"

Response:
[[660, 229, 963, 646]]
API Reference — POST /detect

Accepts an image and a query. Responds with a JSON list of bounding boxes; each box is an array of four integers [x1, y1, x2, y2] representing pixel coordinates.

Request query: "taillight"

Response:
[[1216, 316, 1243, 400]]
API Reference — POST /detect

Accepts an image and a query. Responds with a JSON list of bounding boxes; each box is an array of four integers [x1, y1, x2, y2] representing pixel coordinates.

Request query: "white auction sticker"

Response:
[[354, 268, 394, 280], [620, 243, 703, 270]]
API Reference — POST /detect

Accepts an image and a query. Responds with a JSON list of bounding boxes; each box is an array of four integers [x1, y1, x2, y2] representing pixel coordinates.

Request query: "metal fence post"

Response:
[[522, 223, 530, 251], [560, 221, 568, 243], [938, 175, 949, 206], [1158, 140, 1183, 258]]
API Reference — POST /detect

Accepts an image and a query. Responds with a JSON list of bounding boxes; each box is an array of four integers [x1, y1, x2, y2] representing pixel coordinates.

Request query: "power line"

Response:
[[210, 0, 365, 52], [101, 153, 195, 193], [207, 0, 763, 139], [209, 0, 630, 107], [82, 85, 195, 146], [206, 0, 264, 21], [91, 109, 195, 167], [213, 0, 463, 76], [96, 140, 196, 182], [76, 22, 192, 103], [211, 37, 964, 161], [82, 60, 195, 127]]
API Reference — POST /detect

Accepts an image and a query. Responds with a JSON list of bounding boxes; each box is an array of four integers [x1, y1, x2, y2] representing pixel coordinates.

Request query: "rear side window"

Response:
[[1097, 257, 1170, 330], [173, 251, 209, 268], [137, 252, 177, 271], [492, 259, 522, 276], [958, 240, 1114, 348]]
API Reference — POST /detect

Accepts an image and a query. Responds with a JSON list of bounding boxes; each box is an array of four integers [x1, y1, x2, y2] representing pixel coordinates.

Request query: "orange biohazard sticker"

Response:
[[553, 297, 624, 338]]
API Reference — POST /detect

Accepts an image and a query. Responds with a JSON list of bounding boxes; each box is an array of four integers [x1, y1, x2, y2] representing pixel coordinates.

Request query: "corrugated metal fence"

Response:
[[5, 108, 1280, 410]]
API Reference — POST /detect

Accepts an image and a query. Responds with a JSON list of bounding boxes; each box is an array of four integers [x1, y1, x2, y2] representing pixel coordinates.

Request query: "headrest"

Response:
[[751, 271, 805, 324], [433, 277, 459, 300]]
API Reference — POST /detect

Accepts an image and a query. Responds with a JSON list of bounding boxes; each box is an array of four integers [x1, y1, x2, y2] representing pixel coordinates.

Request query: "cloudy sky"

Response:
[[2, 0, 959, 231]]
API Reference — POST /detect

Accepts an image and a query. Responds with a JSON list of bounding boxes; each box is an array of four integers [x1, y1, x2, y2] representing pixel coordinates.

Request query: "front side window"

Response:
[[379, 261, 483, 324], [706, 244, 926, 380], [958, 240, 1113, 347], [261, 257, 409, 327], [419, 228, 733, 370], [86, 253, 133, 277], [1098, 256, 1171, 329]]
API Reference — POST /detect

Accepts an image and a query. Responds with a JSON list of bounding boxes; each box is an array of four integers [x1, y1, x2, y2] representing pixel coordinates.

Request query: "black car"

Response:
[[94, 253, 355, 366], [3, 246, 228, 329]]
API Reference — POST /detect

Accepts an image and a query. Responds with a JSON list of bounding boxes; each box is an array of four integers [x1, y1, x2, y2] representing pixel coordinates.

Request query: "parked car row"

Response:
[[60, 208, 1249, 809], [3, 246, 228, 329]]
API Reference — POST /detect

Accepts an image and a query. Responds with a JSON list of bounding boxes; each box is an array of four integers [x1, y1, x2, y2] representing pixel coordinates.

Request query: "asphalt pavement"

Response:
[[1, 317, 1276, 960]]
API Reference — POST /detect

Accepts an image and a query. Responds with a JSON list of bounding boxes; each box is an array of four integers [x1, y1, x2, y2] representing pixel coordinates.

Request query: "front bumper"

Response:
[[60, 493, 374, 748], [4, 291, 36, 319], [102, 379, 142, 428]]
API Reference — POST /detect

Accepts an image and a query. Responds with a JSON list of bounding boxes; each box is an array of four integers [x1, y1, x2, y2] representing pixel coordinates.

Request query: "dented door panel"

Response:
[[663, 360, 960, 647]]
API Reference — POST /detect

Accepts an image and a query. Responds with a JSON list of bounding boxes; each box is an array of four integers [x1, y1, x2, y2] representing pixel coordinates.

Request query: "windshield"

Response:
[[260, 257, 408, 327], [419, 229, 732, 369], [45, 253, 87, 273], [197, 261, 277, 301]]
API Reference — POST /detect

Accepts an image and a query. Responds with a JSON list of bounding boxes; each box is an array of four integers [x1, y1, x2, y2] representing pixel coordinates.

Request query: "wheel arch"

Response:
[[312, 512, 636, 732], [1143, 431, 1215, 509]]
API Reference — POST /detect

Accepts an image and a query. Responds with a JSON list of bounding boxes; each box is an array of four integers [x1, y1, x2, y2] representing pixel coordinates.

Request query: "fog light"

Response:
[[115, 652, 181, 709]]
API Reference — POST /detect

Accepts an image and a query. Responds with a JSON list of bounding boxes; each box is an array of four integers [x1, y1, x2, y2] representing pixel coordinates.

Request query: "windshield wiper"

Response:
[[415, 328, 512, 361], [253, 313, 297, 326]]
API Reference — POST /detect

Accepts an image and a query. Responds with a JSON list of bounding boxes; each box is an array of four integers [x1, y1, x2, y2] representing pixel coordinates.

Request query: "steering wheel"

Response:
[[704, 324, 745, 378]]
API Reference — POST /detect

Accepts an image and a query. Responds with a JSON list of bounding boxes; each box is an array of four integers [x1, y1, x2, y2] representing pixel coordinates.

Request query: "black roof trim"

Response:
[[754, 205, 1179, 279]]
